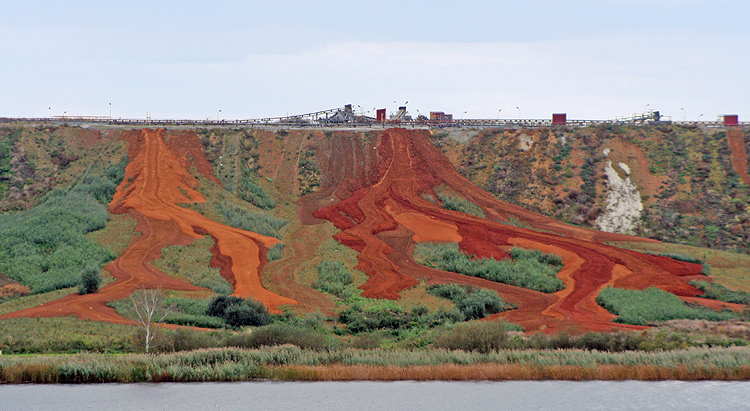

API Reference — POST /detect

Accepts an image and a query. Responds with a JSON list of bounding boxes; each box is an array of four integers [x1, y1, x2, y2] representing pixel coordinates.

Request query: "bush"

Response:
[[596, 286, 739, 325], [456, 289, 509, 320], [415, 243, 565, 293], [77, 265, 101, 295], [206, 295, 272, 328], [226, 323, 336, 351], [224, 301, 272, 328], [206, 295, 245, 318], [432, 321, 517, 353], [427, 283, 514, 320]]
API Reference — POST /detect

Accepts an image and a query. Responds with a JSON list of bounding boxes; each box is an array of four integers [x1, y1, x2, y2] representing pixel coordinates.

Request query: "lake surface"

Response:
[[2, 380, 749, 410]]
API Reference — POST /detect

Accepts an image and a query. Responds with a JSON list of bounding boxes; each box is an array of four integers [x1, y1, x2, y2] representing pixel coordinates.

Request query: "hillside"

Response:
[[0, 124, 749, 343], [436, 125, 750, 252]]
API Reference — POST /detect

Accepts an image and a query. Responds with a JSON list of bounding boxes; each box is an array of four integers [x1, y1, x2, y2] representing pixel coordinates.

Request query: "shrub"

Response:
[[456, 289, 509, 320], [206, 295, 272, 328], [227, 323, 336, 351], [427, 283, 514, 320], [224, 301, 272, 328], [414, 243, 565, 293], [206, 295, 245, 318], [432, 321, 516, 353], [77, 265, 101, 295]]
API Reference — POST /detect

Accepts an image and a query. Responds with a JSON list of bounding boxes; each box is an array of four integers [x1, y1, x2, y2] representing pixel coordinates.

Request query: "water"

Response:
[[2, 381, 749, 411]]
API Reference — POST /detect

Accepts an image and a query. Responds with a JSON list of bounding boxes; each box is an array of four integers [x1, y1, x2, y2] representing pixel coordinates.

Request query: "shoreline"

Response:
[[2, 345, 750, 384]]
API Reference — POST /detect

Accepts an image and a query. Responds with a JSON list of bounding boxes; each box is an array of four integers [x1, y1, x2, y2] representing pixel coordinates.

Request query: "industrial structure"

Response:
[[1, 105, 746, 129]]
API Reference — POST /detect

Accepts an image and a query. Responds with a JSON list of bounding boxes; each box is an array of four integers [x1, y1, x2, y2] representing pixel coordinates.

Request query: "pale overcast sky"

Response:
[[1, 1, 748, 120]]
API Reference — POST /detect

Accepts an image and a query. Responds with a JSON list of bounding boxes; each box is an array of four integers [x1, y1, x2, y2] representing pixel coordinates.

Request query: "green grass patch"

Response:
[[597, 286, 740, 325], [426, 283, 515, 320], [313, 260, 353, 298], [0, 161, 126, 293], [0, 317, 135, 354], [436, 192, 486, 218], [690, 281, 750, 306], [217, 203, 287, 239], [152, 236, 232, 295], [237, 167, 276, 209], [267, 242, 283, 262], [414, 243, 565, 293]]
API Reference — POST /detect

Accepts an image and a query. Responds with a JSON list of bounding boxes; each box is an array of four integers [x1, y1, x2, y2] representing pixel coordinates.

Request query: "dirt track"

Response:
[[312, 129, 711, 332], [0, 129, 296, 323]]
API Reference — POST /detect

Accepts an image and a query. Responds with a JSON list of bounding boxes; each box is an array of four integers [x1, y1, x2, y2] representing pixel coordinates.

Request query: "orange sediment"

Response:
[[310, 128, 722, 332], [1, 129, 295, 324]]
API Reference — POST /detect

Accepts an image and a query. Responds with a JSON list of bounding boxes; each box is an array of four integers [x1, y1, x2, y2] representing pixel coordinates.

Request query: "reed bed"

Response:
[[2, 345, 750, 383]]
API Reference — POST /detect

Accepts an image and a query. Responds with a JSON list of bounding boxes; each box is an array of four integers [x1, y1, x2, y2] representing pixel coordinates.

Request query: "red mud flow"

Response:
[[1, 129, 295, 324], [311, 128, 718, 332]]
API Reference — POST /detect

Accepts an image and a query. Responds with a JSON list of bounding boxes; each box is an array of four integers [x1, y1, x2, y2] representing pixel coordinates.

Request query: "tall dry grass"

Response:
[[3, 345, 750, 383]]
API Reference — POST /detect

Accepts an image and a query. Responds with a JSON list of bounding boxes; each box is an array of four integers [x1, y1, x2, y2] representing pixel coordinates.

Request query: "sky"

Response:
[[1, 0, 748, 121]]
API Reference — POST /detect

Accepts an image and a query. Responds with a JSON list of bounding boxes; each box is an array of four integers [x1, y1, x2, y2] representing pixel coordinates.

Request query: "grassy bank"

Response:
[[2, 345, 750, 383]]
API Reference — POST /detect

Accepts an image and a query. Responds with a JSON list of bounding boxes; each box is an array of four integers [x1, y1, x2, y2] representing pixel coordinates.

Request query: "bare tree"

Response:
[[129, 288, 172, 353]]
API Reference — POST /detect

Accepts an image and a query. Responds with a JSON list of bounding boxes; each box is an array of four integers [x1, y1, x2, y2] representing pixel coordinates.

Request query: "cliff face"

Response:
[[435, 125, 750, 252]]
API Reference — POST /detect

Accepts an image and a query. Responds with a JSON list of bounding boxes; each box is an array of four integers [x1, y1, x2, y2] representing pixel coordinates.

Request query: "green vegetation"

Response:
[[313, 260, 353, 298], [267, 242, 284, 262], [152, 236, 232, 295], [206, 295, 272, 328], [224, 323, 336, 351], [309, 259, 503, 339], [0, 160, 125, 293], [596, 286, 740, 325], [414, 243, 565, 293], [436, 192, 486, 218], [0, 317, 136, 354], [426, 283, 515, 320], [237, 167, 276, 209], [2, 345, 750, 383], [691, 281, 750, 306], [433, 321, 522, 353], [217, 203, 287, 238], [77, 265, 101, 295], [297, 149, 321, 195]]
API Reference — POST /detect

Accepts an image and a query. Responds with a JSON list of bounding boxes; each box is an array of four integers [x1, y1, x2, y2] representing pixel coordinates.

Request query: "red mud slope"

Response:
[[1, 129, 295, 324], [311, 128, 715, 332]]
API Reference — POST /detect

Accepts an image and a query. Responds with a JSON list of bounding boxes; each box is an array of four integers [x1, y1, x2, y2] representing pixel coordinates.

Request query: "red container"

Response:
[[724, 114, 739, 126], [552, 113, 567, 125], [376, 109, 386, 122]]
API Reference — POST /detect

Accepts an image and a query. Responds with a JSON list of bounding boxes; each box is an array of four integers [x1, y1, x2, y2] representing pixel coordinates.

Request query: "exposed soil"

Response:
[[727, 128, 750, 185], [1, 127, 742, 333], [1, 129, 296, 324], [311, 128, 710, 332]]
